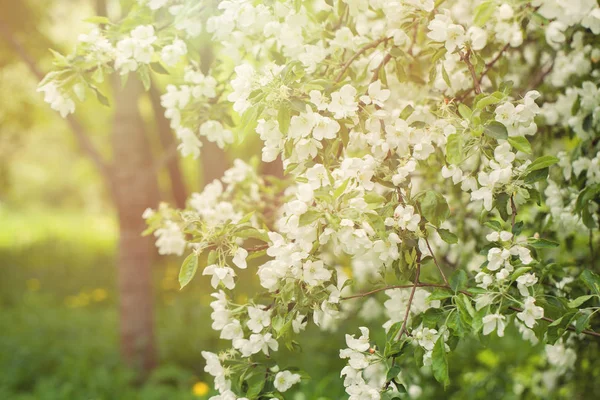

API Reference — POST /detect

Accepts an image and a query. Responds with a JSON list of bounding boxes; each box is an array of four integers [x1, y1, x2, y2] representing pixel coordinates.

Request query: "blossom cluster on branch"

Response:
[[39, 0, 600, 398]]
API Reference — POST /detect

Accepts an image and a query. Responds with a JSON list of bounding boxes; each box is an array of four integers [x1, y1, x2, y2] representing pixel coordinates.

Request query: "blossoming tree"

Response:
[[39, 0, 600, 398]]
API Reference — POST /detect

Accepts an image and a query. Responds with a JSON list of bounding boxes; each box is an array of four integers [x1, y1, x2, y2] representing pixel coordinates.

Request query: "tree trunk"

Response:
[[111, 79, 160, 374], [200, 138, 229, 186]]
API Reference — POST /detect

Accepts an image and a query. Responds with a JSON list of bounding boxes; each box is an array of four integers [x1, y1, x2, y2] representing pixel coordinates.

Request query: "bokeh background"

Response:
[[2, 1, 600, 400]]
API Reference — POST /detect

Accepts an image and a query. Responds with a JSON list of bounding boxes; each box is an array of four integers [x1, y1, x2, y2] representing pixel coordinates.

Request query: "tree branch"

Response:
[[460, 49, 481, 95], [510, 194, 517, 228], [370, 52, 392, 84], [335, 36, 391, 82], [425, 236, 450, 286], [397, 258, 421, 339], [342, 281, 600, 339]]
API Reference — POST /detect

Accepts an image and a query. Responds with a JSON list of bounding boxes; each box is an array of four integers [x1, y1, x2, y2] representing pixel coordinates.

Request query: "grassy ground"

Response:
[[0, 207, 346, 399]]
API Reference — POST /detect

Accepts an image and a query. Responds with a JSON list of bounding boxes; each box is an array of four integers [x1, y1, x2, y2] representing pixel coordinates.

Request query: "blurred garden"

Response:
[[2, 1, 600, 400]]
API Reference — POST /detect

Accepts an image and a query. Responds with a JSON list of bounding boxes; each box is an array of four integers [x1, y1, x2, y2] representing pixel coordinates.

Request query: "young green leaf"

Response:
[[179, 253, 199, 289]]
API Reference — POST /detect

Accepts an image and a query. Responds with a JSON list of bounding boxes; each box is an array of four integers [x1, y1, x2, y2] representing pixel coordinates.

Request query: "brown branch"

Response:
[[397, 259, 421, 339], [455, 43, 511, 102], [345, 279, 600, 339], [522, 62, 554, 95], [370, 52, 392, 84], [480, 42, 510, 82], [335, 36, 391, 82], [0, 19, 114, 191], [247, 243, 269, 252], [425, 236, 450, 286], [460, 49, 481, 95], [340, 282, 449, 301], [510, 194, 517, 228]]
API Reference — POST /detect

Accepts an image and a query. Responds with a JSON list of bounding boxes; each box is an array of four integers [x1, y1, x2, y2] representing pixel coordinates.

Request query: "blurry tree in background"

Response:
[[0, 0, 236, 374]]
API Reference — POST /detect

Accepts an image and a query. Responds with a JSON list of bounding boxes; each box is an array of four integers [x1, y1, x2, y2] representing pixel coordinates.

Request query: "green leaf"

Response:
[[581, 270, 600, 296], [449, 270, 467, 292], [473, 1, 494, 26], [526, 156, 559, 172], [432, 336, 449, 387], [546, 311, 578, 344], [241, 105, 259, 136], [245, 371, 266, 398], [437, 228, 458, 244], [511, 267, 531, 280], [179, 253, 199, 289], [446, 134, 464, 164], [399, 105, 414, 120], [484, 121, 508, 140], [427, 289, 454, 301], [299, 210, 321, 226], [458, 103, 472, 120], [150, 62, 169, 75], [495, 193, 510, 221], [419, 191, 450, 226], [527, 238, 559, 248], [386, 364, 402, 383], [442, 65, 452, 89], [364, 192, 387, 204], [507, 136, 532, 154], [568, 295, 595, 308], [277, 102, 291, 134], [576, 313, 593, 333], [384, 341, 405, 358], [475, 92, 505, 110], [334, 178, 350, 199], [484, 220, 502, 231], [524, 167, 549, 184], [93, 88, 110, 107]]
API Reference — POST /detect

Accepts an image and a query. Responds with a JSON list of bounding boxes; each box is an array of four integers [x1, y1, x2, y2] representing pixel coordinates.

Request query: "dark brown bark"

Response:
[[261, 156, 284, 179], [200, 138, 229, 186], [111, 79, 160, 374], [148, 86, 188, 208]]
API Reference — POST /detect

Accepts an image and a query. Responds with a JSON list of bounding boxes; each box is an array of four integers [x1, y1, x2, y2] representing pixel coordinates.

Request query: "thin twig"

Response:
[[397, 258, 421, 339], [370, 52, 392, 84], [456, 43, 511, 102], [340, 282, 448, 301], [335, 36, 391, 82], [425, 236, 450, 286], [480, 43, 510, 82], [342, 280, 600, 339], [460, 49, 481, 95], [510, 194, 517, 228]]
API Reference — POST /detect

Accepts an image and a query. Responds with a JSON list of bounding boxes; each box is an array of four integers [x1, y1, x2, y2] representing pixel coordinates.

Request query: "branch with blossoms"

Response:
[[36, 0, 600, 398]]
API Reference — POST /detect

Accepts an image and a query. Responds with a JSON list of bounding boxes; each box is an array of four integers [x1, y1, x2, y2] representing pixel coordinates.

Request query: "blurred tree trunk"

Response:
[[201, 139, 229, 186], [111, 79, 160, 374], [261, 157, 284, 179]]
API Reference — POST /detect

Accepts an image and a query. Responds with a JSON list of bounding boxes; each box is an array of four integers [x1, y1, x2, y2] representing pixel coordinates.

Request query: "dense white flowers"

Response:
[[38, 0, 600, 397]]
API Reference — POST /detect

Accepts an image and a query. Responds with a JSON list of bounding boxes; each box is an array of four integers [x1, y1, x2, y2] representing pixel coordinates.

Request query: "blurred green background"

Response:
[[2, 1, 600, 400]]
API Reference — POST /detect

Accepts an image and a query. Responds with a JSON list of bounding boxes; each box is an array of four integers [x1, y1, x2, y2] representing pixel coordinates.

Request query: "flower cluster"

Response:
[[38, 0, 600, 398]]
